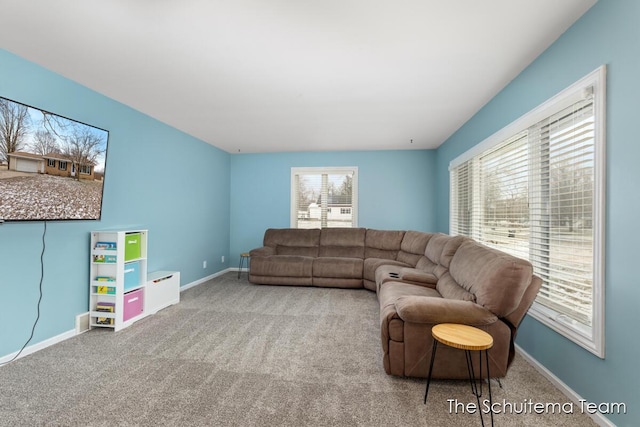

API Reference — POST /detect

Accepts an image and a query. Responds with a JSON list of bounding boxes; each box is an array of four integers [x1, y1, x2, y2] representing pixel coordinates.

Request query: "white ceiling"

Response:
[[0, 1, 596, 154]]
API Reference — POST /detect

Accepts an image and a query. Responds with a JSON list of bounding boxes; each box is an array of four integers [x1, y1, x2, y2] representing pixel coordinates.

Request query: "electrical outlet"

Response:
[[221, 256, 225, 263], [203, 260, 207, 269]]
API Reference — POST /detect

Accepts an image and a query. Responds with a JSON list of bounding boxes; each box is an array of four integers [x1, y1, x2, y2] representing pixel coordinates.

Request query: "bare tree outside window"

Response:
[[0, 98, 30, 164], [30, 130, 59, 156], [62, 127, 105, 181]]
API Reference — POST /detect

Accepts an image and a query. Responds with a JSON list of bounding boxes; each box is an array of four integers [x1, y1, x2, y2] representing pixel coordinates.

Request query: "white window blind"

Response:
[[450, 66, 605, 357], [291, 167, 358, 229], [530, 101, 595, 325]]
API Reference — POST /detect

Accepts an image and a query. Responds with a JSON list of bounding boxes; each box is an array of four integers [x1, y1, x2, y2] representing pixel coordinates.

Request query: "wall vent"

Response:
[[75, 312, 90, 334]]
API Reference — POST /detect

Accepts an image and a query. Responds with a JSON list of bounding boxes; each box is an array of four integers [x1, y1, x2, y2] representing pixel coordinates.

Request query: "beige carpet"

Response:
[[0, 272, 597, 426]]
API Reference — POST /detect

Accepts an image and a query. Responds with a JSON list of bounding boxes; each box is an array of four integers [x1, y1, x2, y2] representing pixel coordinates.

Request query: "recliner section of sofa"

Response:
[[248, 228, 319, 286], [248, 227, 541, 380], [313, 227, 365, 288]]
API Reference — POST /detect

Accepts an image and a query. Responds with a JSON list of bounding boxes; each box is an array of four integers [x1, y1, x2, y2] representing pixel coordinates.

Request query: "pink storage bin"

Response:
[[123, 288, 144, 321]]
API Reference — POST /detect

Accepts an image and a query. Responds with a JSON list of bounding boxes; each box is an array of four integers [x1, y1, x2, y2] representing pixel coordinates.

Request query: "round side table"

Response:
[[424, 323, 494, 427]]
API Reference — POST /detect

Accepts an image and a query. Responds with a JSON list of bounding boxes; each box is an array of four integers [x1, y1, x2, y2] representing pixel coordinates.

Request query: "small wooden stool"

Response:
[[238, 253, 250, 280], [424, 323, 494, 427]]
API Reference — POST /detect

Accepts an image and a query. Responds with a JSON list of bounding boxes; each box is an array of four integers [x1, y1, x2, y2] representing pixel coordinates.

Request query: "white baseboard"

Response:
[[515, 344, 615, 427], [0, 328, 76, 366], [180, 268, 234, 292]]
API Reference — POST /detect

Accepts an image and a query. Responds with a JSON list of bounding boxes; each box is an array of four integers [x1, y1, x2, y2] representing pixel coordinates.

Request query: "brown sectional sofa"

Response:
[[249, 228, 542, 380]]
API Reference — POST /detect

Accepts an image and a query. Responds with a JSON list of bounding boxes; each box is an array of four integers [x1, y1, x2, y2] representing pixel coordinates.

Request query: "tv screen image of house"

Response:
[[0, 96, 109, 221]]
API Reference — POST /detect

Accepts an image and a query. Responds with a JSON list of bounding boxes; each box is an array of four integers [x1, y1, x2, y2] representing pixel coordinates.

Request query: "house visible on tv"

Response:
[[7, 151, 98, 180]]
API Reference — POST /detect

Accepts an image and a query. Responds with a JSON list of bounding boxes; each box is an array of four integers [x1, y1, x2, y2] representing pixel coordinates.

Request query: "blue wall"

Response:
[[435, 1, 638, 425], [0, 49, 231, 358], [229, 150, 436, 266], [3, 1, 637, 423]]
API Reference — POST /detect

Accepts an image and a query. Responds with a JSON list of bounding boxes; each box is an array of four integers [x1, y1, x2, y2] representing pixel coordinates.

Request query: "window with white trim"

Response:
[[450, 66, 606, 357], [291, 167, 358, 229]]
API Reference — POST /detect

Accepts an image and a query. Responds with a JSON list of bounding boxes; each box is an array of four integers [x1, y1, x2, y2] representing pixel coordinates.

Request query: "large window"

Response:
[[450, 66, 606, 357], [291, 167, 358, 228]]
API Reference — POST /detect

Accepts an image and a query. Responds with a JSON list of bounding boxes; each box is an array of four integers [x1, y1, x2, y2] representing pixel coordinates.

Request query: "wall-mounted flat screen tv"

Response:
[[0, 96, 109, 222]]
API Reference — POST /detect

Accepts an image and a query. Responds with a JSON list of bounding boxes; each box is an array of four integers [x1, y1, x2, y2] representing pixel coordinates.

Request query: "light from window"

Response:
[[450, 66, 606, 357], [291, 167, 358, 229]]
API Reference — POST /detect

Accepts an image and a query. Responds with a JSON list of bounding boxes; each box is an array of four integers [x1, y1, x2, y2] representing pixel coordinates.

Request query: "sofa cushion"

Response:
[[424, 234, 468, 277], [414, 256, 437, 273], [277, 245, 319, 257], [264, 228, 320, 257], [249, 246, 275, 257], [250, 255, 314, 278], [436, 272, 476, 302], [425, 234, 466, 266], [319, 227, 365, 258], [365, 229, 406, 259], [313, 257, 363, 279], [397, 231, 433, 266], [449, 240, 533, 317]]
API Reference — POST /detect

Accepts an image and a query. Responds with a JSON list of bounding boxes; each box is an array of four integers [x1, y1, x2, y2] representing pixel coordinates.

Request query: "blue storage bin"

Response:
[[124, 261, 140, 291]]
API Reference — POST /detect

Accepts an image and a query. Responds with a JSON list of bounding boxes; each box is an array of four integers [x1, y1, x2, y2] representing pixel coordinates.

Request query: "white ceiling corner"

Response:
[[0, 0, 597, 153]]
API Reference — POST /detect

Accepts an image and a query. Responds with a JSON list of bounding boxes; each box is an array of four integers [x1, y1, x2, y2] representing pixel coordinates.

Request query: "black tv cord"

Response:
[[0, 220, 46, 366]]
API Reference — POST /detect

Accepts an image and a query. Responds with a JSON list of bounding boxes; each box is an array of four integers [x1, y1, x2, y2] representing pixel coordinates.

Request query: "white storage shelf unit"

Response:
[[89, 230, 148, 331]]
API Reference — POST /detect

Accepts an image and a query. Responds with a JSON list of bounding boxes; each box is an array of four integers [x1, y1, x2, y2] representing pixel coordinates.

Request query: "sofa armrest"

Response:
[[400, 269, 437, 286], [394, 296, 497, 326], [250, 246, 275, 257]]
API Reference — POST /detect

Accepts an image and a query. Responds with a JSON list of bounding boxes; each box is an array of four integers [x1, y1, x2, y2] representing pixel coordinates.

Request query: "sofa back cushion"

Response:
[[364, 229, 406, 260], [397, 231, 433, 267], [415, 256, 437, 273], [448, 240, 533, 317], [264, 228, 321, 257], [424, 234, 468, 277], [436, 272, 476, 301], [319, 227, 366, 258]]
